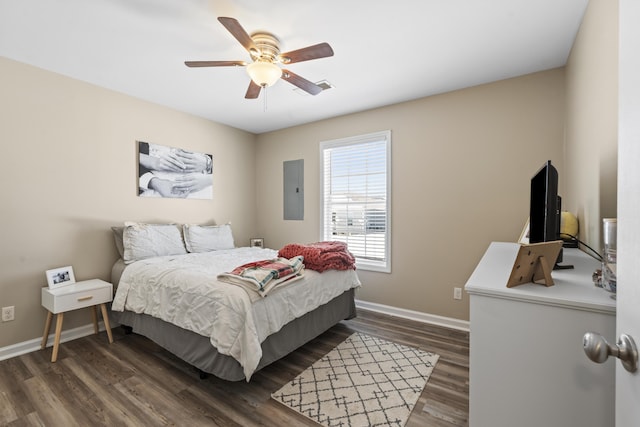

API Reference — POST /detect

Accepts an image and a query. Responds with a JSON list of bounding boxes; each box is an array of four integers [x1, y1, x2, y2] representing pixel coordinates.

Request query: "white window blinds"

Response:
[[320, 131, 391, 272]]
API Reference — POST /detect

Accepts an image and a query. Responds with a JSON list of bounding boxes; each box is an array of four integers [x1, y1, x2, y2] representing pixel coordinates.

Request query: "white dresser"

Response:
[[465, 242, 616, 427]]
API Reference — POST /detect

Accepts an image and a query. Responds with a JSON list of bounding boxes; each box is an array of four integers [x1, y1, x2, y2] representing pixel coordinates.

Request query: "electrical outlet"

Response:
[[453, 287, 463, 300], [2, 306, 15, 322]]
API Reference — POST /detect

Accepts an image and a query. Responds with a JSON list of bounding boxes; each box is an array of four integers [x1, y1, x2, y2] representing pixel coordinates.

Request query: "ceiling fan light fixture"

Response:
[[247, 61, 282, 87], [187, 17, 334, 98]]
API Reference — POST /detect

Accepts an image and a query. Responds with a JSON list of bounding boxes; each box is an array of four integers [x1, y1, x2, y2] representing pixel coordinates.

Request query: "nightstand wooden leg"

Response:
[[91, 306, 99, 334], [51, 312, 64, 363], [99, 303, 113, 344], [41, 311, 53, 349]]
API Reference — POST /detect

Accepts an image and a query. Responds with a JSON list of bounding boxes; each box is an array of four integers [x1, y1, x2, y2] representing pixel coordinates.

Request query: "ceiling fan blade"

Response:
[[278, 43, 334, 64], [185, 60, 247, 68], [245, 80, 262, 99], [218, 17, 258, 55], [281, 69, 323, 95]]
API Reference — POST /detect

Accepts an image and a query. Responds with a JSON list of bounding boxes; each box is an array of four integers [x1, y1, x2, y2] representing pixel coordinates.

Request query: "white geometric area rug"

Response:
[[271, 332, 439, 427]]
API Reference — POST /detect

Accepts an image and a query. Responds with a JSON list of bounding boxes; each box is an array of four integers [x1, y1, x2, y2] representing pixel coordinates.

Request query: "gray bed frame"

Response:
[[110, 288, 356, 381]]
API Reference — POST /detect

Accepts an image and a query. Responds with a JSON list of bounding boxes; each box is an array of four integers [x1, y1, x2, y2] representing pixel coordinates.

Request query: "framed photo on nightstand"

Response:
[[45, 266, 76, 289], [250, 238, 264, 248]]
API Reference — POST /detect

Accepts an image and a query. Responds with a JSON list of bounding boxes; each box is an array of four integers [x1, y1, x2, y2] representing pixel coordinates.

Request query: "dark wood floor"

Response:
[[0, 309, 469, 426]]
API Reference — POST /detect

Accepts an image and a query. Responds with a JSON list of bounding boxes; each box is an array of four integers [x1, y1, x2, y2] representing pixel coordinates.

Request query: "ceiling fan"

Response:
[[185, 17, 334, 99]]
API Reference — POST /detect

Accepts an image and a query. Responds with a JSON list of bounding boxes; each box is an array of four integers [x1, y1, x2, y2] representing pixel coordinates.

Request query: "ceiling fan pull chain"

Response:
[[263, 86, 268, 112]]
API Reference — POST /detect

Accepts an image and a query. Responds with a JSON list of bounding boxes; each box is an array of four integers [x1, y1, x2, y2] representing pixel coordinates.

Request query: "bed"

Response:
[[109, 222, 361, 381]]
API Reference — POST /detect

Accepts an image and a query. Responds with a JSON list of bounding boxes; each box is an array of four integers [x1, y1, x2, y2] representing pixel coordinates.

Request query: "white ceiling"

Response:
[[0, 0, 589, 134]]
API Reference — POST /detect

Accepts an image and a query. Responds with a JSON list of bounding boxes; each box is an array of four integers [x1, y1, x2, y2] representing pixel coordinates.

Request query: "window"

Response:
[[320, 131, 391, 272]]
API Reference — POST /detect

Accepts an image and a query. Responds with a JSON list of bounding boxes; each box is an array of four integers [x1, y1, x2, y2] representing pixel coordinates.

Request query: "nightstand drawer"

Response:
[[41, 279, 113, 313]]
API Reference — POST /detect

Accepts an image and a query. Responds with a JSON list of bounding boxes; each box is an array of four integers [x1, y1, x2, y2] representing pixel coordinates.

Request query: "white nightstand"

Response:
[[41, 278, 114, 362]]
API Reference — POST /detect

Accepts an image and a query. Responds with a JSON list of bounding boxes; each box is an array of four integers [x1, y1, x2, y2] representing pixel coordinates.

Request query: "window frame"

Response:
[[319, 130, 392, 273]]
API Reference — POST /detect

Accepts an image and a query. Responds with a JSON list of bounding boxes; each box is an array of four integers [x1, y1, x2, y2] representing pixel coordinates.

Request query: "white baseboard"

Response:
[[1, 302, 468, 361], [355, 299, 470, 332], [0, 321, 108, 362]]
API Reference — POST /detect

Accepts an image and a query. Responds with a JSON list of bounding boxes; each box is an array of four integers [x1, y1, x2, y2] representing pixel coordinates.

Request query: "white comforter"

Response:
[[111, 247, 361, 380]]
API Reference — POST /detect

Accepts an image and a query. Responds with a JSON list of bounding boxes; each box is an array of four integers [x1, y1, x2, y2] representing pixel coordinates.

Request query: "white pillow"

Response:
[[183, 224, 235, 253], [123, 222, 187, 264]]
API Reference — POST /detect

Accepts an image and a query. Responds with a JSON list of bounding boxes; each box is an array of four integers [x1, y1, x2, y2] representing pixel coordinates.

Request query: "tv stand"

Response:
[[465, 242, 615, 427]]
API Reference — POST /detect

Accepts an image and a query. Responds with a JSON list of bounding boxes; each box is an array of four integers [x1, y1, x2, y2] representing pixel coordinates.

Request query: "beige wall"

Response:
[[256, 69, 566, 321], [564, 0, 619, 252], [0, 0, 619, 350], [0, 57, 257, 348]]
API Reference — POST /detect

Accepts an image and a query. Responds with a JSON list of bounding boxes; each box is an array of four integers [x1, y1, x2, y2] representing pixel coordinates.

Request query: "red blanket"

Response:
[[278, 241, 356, 273]]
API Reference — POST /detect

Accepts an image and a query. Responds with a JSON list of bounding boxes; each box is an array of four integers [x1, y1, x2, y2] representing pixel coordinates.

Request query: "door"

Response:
[[616, 1, 640, 424]]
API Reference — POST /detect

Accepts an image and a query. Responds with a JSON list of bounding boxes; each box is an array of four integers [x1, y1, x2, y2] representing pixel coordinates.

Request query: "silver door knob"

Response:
[[583, 332, 638, 373]]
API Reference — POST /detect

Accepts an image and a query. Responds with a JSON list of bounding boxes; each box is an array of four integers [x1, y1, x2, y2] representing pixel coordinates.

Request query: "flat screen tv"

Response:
[[529, 160, 563, 265]]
